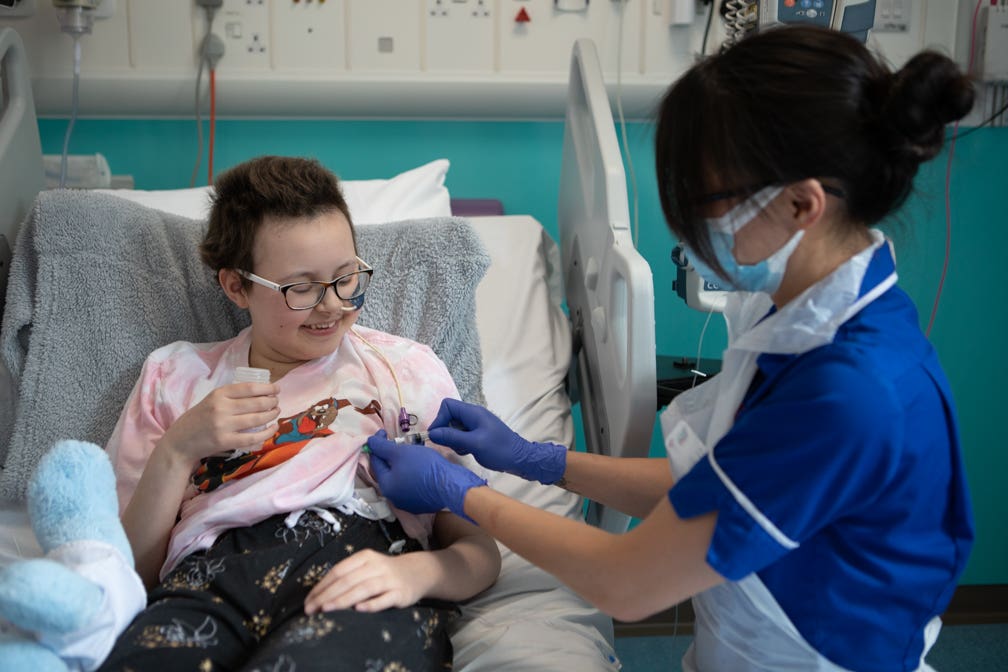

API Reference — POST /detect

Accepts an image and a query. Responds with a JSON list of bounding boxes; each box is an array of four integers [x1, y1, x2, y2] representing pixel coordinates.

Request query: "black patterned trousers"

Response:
[[98, 509, 456, 672]]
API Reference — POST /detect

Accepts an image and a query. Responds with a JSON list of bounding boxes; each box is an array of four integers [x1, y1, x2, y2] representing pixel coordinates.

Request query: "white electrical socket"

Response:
[[873, 0, 912, 34], [198, 0, 270, 71], [666, 0, 695, 26], [91, 0, 115, 19], [980, 5, 1008, 82]]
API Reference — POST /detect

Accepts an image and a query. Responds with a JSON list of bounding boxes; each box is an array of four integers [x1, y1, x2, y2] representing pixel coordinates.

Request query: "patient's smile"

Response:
[[304, 320, 338, 333]]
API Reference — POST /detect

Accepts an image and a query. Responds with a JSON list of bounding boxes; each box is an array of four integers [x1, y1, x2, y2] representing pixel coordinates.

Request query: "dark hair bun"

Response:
[[881, 51, 975, 162]]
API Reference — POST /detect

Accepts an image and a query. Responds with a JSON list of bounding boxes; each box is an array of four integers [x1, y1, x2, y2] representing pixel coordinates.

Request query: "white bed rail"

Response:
[[559, 39, 657, 534], [0, 27, 44, 315]]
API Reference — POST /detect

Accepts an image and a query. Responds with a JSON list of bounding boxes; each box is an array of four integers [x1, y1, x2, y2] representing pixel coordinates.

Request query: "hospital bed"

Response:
[[0, 26, 655, 671]]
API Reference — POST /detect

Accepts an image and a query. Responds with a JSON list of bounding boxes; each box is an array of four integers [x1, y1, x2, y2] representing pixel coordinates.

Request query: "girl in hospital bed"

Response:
[[97, 155, 500, 671]]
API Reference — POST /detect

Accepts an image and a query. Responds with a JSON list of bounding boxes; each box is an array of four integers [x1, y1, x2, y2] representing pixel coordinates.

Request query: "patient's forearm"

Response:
[[423, 513, 502, 601], [121, 443, 194, 588], [559, 453, 673, 519]]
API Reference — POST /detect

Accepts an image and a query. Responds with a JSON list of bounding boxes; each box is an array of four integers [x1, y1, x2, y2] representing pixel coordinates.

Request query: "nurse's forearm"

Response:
[[559, 453, 673, 519], [462, 486, 719, 621]]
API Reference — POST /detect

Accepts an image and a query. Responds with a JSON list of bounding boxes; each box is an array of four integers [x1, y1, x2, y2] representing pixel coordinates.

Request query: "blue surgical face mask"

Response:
[[685, 185, 804, 294]]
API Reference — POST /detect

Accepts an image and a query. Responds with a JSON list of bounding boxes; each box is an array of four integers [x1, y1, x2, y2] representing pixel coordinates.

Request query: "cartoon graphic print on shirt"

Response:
[[192, 396, 383, 492]]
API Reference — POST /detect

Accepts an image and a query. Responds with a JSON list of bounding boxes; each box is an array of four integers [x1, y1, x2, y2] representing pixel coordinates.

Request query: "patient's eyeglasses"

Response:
[[237, 257, 374, 311]]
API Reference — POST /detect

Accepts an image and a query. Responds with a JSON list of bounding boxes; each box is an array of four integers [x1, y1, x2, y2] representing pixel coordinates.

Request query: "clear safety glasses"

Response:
[[693, 182, 847, 206], [237, 257, 374, 311]]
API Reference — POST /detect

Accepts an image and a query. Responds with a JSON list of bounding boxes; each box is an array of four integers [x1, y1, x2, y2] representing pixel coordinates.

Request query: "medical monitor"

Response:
[[559, 39, 656, 534], [758, 0, 877, 43]]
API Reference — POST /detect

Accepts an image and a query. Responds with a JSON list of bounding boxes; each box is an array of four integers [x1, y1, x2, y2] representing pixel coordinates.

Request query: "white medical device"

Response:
[[559, 39, 657, 534], [671, 244, 728, 313], [758, 0, 878, 43], [722, 0, 878, 46]]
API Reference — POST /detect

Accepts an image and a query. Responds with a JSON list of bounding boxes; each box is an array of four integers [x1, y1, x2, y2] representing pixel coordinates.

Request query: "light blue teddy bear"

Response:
[[0, 440, 145, 671]]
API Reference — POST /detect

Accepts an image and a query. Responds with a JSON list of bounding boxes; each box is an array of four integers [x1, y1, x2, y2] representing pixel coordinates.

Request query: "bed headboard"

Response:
[[559, 39, 657, 534], [0, 27, 44, 314]]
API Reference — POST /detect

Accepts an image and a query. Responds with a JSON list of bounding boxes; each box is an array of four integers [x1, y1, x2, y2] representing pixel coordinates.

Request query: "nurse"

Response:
[[366, 25, 975, 672]]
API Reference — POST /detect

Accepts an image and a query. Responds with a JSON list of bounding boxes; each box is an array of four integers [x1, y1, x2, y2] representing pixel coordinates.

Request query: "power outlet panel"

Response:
[[0, 0, 36, 17], [194, 0, 271, 71], [272, 0, 347, 71], [979, 5, 1008, 82], [347, 0, 422, 72], [0, 0, 964, 117], [873, 0, 913, 33], [498, 0, 641, 75], [425, 0, 494, 73], [129, 1, 195, 70]]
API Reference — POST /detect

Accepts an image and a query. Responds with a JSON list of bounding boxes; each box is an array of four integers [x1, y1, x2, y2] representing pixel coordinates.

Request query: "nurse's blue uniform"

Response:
[[660, 231, 973, 672]]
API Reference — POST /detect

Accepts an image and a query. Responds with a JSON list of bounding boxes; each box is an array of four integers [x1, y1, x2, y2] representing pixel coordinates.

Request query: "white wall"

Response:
[[0, 0, 961, 118]]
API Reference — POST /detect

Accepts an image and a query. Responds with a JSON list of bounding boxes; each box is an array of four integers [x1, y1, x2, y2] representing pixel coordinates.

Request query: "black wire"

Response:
[[700, 0, 715, 58], [952, 99, 1008, 141]]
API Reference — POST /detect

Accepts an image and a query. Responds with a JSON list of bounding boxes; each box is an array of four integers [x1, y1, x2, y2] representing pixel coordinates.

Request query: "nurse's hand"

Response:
[[427, 398, 567, 485], [367, 430, 486, 521]]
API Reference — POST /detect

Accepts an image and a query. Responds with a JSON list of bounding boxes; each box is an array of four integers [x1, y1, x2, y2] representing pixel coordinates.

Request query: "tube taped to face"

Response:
[[340, 293, 366, 312], [686, 186, 804, 294]]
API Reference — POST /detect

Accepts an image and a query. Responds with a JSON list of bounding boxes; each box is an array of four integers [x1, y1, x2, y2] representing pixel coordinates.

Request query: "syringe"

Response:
[[393, 430, 429, 445]]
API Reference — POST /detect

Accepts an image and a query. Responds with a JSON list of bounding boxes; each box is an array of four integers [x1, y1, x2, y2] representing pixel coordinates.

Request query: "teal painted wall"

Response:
[[38, 118, 1007, 585]]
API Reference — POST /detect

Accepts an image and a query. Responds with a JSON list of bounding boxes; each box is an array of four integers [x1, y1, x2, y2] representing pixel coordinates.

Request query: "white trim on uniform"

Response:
[[707, 450, 800, 551]]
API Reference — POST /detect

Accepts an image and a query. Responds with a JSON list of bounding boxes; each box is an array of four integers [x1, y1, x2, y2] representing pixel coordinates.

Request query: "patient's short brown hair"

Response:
[[200, 156, 355, 277]]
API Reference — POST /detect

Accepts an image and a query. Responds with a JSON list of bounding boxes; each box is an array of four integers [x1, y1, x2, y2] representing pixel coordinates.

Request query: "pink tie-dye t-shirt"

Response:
[[105, 325, 474, 578]]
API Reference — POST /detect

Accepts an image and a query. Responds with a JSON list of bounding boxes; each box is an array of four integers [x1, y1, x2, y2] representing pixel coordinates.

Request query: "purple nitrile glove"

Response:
[[367, 430, 486, 522], [426, 398, 567, 485]]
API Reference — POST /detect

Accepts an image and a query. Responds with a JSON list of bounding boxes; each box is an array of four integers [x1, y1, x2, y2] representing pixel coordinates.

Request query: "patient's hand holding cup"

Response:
[[427, 398, 567, 485], [233, 367, 272, 434]]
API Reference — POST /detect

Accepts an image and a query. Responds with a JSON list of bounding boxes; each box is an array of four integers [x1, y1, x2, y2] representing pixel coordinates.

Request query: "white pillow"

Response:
[[93, 159, 452, 224], [342, 159, 452, 225]]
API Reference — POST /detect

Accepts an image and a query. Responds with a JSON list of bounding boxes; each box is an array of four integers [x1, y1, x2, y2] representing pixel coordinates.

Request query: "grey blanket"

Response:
[[0, 190, 489, 502]]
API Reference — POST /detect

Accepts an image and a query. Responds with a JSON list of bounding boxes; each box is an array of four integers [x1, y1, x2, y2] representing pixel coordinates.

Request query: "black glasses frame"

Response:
[[237, 258, 374, 311]]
